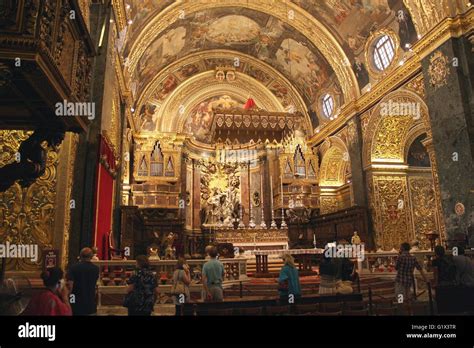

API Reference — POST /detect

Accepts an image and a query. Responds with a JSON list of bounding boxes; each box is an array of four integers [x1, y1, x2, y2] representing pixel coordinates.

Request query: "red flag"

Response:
[[243, 97, 256, 110]]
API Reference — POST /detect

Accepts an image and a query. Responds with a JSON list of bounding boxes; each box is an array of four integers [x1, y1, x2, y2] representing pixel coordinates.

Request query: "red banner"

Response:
[[92, 134, 117, 259]]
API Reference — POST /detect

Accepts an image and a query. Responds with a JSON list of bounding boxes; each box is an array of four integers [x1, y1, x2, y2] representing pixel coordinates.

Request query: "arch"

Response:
[[124, 0, 359, 102], [152, 71, 312, 135], [404, 124, 430, 166], [319, 137, 350, 187], [363, 89, 431, 167], [135, 50, 309, 126]]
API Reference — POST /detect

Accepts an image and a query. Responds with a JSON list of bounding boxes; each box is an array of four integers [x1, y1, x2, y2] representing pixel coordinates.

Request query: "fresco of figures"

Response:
[[132, 7, 339, 106], [290, 0, 417, 89], [183, 95, 244, 143]]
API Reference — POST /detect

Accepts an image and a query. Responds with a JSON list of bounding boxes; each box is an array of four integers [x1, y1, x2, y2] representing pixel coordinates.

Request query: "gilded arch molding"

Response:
[[363, 89, 431, 167], [155, 71, 298, 134], [319, 137, 350, 187], [135, 50, 309, 126], [124, 0, 359, 102]]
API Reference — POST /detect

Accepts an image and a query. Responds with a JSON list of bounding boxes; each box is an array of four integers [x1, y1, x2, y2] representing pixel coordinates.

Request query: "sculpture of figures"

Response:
[[0, 130, 65, 192], [351, 231, 362, 245], [148, 243, 161, 260], [164, 232, 177, 260]]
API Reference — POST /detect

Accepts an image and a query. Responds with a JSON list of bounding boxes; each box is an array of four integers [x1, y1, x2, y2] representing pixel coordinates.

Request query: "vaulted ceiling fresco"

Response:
[[134, 51, 310, 135], [291, 0, 416, 55], [127, 7, 340, 109], [116, 0, 420, 134]]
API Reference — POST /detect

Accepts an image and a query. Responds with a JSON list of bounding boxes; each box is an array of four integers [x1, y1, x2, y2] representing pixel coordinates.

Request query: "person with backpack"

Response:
[[432, 245, 457, 287], [124, 255, 159, 316], [452, 245, 474, 287]]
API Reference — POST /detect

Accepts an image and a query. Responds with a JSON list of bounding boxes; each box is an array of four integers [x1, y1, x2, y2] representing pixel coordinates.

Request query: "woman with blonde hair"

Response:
[[278, 254, 301, 301]]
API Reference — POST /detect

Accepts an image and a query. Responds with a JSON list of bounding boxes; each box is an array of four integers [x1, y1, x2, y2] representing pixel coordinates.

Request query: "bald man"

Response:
[[67, 247, 100, 315]]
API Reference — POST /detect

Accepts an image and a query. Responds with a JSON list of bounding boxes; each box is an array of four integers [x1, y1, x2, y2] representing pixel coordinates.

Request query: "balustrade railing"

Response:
[[92, 258, 248, 287], [361, 250, 474, 274]]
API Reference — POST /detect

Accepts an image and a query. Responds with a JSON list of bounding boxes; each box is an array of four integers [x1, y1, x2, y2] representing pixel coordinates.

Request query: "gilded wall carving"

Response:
[[320, 196, 341, 215], [372, 176, 412, 250], [0, 131, 58, 271], [427, 51, 451, 90], [408, 176, 437, 250], [403, 0, 449, 36], [60, 133, 79, 269], [372, 116, 413, 162]]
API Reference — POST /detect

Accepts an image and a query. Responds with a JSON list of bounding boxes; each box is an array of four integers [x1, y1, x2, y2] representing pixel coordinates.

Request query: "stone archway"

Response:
[[319, 137, 351, 215], [363, 89, 442, 250]]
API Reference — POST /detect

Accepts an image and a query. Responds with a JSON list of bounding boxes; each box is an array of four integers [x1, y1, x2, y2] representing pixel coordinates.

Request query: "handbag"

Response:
[[278, 279, 289, 292], [171, 270, 187, 295]]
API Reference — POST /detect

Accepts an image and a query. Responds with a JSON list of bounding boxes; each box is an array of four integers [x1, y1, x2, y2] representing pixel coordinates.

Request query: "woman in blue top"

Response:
[[278, 254, 301, 301]]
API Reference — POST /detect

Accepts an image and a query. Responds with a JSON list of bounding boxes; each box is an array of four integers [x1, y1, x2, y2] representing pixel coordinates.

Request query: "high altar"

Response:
[[119, 106, 324, 258]]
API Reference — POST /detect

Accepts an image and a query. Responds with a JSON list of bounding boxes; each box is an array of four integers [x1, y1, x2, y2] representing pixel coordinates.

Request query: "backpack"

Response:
[[438, 256, 457, 284]]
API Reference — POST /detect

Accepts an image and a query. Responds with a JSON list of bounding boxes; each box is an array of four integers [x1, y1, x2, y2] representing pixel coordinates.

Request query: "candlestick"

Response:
[[280, 175, 287, 229], [259, 170, 267, 229], [313, 233, 317, 249], [238, 202, 245, 229], [270, 175, 277, 229]]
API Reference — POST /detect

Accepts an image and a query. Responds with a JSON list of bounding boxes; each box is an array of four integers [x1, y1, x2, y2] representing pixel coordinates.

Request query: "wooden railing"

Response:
[[361, 250, 474, 274], [92, 258, 249, 306]]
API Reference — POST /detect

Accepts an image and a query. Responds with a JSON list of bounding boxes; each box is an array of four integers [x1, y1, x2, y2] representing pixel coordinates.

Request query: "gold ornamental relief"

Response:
[[403, 0, 450, 36], [320, 196, 341, 215], [372, 115, 412, 162], [408, 176, 437, 250], [373, 177, 412, 251], [406, 75, 426, 99], [0, 131, 59, 271], [428, 51, 451, 90]]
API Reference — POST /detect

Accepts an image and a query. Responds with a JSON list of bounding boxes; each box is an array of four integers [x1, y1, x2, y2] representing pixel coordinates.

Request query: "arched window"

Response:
[[322, 94, 335, 119], [373, 35, 395, 71]]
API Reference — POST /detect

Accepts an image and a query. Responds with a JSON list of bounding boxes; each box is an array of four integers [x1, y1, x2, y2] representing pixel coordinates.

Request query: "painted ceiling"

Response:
[[118, 0, 419, 133], [127, 7, 340, 107]]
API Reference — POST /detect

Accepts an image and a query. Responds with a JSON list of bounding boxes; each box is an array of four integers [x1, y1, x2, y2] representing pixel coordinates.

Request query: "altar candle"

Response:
[[281, 175, 284, 206], [270, 175, 273, 210]]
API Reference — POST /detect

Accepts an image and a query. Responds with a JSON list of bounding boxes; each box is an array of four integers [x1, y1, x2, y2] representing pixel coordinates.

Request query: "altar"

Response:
[[214, 227, 289, 251]]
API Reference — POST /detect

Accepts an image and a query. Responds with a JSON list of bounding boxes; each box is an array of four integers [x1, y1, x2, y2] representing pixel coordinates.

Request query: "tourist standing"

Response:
[[202, 247, 225, 302], [319, 253, 337, 295], [23, 267, 72, 316], [432, 245, 457, 287], [67, 247, 99, 315], [125, 255, 159, 316], [395, 242, 428, 315], [171, 258, 191, 304], [452, 246, 474, 287], [278, 254, 301, 301]]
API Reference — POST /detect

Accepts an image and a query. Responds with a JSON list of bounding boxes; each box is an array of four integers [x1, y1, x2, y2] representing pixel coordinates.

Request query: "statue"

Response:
[[351, 231, 361, 245], [164, 232, 177, 260], [148, 243, 161, 260], [0, 129, 65, 192]]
